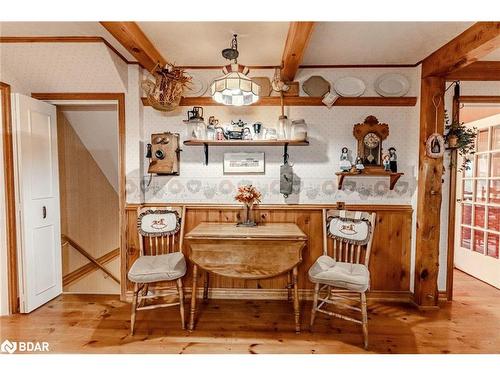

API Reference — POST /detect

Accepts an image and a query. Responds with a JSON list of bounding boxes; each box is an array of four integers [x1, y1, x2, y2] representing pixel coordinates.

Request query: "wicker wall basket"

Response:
[[142, 65, 191, 112]]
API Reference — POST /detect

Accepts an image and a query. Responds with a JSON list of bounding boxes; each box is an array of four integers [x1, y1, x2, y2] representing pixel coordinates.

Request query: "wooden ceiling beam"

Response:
[[281, 22, 315, 81], [422, 22, 500, 78], [445, 61, 500, 81], [100, 22, 166, 71]]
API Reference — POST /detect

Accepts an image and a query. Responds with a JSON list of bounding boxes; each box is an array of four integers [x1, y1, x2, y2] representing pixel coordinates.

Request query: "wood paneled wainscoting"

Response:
[[124, 204, 412, 302]]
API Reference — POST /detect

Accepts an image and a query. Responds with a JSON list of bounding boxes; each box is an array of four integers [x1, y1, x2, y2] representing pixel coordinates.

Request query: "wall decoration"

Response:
[[146, 132, 181, 175], [388, 147, 398, 172], [333, 76, 366, 97], [353, 115, 390, 168], [425, 133, 445, 159], [303, 75, 330, 97], [339, 147, 352, 171], [223, 152, 265, 174], [374, 73, 410, 97], [142, 63, 191, 112], [186, 179, 202, 194], [218, 180, 235, 195]]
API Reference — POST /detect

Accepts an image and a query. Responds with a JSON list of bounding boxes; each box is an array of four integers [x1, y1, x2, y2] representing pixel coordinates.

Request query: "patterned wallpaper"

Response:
[[126, 67, 421, 205]]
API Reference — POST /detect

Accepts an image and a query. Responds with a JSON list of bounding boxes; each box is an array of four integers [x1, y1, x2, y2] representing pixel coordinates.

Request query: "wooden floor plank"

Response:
[[1, 270, 499, 354]]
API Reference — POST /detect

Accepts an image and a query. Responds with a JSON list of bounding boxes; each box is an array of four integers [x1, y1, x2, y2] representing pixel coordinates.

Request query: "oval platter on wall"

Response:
[[333, 77, 366, 97], [374, 73, 410, 97]]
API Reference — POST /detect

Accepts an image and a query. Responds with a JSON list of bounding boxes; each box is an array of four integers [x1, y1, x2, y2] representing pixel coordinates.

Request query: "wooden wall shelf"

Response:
[[142, 96, 417, 107], [183, 139, 309, 165], [335, 170, 404, 190]]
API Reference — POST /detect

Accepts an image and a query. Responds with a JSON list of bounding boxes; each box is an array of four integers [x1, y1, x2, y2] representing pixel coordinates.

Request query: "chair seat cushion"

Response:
[[128, 252, 186, 283], [308, 255, 370, 292]]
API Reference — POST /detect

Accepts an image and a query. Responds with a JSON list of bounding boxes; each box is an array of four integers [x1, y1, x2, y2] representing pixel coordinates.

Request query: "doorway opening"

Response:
[[449, 99, 500, 296], [57, 104, 120, 295]]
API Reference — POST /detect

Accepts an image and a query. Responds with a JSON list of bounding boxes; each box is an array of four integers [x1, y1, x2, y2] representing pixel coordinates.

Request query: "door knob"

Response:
[[42, 206, 47, 219]]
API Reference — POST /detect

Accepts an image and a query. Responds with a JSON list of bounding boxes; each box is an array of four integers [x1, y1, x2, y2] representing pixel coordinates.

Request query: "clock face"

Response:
[[363, 132, 380, 149]]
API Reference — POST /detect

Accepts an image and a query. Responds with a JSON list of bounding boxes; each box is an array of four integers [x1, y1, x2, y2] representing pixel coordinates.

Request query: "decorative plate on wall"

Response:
[[183, 73, 207, 97], [302, 76, 331, 97], [374, 73, 410, 97], [252, 77, 272, 96], [333, 77, 366, 97]]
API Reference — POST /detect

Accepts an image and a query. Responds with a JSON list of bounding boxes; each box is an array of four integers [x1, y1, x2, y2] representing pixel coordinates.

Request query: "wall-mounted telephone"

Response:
[[146, 132, 181, 175]]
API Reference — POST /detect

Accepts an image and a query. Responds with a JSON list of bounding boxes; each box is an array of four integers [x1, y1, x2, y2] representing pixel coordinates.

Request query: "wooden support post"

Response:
[[413, 76, 445, 308]]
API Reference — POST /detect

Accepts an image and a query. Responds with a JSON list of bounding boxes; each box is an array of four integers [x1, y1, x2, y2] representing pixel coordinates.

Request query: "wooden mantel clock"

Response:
[[353, 115, 389, 169]]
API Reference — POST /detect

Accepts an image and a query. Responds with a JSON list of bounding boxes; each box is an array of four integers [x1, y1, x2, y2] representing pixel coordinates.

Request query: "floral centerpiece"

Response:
[[234, 185, 262, 227]]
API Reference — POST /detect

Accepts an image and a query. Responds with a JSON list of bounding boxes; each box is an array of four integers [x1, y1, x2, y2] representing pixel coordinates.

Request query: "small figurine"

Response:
[[382, 151, 391, 171], [355, 156, 365, 173], [340, 147, 352, 172], [388, 147, 398, 173]]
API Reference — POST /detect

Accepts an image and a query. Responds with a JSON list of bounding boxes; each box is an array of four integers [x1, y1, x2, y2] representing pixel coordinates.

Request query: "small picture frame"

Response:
[[223, 152, 265, 174]]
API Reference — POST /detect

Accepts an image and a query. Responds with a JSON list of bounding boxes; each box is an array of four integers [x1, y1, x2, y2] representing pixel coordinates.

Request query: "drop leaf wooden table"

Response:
[[184, 222, 308, 332]]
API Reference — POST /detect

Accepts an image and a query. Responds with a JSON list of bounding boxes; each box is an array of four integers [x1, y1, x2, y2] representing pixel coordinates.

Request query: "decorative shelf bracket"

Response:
[[335, 170, 404, 191], [183, 140, 309, 165]]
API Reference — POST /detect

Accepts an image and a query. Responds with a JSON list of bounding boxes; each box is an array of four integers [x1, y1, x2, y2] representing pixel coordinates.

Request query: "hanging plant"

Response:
[[444, 110, 477, 171]]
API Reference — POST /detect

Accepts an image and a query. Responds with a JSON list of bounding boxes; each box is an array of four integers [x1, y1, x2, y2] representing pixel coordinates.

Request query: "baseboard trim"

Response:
[[124, 288, 412, 303]]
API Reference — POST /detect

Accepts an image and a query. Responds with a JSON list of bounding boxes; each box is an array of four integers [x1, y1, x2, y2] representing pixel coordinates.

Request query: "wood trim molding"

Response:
[[141, 96, 417, 107], [422, 22, 500, 77], [125, 203, 413, 212], [0, 36, 139, 66], [445, 61, 500, 81], [124, 288, 412, 303], [459, 95, 500, 104], [100, 22, 166, 71], [0, 82, 19, 314], [31, 92, 127, 300], [281, 22, 315, 81]]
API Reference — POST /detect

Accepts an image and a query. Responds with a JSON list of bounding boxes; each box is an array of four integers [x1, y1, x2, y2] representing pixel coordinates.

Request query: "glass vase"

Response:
[[237, 204, 257, 227]]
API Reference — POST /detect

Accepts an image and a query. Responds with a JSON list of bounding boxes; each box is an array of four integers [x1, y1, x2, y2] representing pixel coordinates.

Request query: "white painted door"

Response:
[[455, 114, 500, 289], [12, 94, 62, 313]]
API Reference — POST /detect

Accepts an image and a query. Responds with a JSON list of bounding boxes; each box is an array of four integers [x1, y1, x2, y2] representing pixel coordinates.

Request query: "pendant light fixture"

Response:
[[210, 34, 260, 106]]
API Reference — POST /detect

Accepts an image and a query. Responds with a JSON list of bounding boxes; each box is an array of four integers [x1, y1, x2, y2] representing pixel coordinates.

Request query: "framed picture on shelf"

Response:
[[223, 152, 265, 174]]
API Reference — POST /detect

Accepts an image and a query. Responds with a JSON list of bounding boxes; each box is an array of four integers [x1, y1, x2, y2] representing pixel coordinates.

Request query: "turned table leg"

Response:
[[287, 271, 292, 302], [293, 266, 300, 333], [189, 264, 198, 331]]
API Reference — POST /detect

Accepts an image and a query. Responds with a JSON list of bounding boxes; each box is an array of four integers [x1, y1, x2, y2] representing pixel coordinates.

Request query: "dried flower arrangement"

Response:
[[142, 63, 192, 112], [234, 185, 262, 227], [234, 185, 262, 207]]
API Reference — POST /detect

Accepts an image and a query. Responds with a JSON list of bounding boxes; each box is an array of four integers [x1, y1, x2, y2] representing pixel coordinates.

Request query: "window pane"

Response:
[[491, 152, 500, 177], [462, 203, 472, 226], [464, 159, 474, 178], [463, 180, 473, 201], [477, 130, 489, 152], [461, 226, 471, 249], [493, 125, 500, 150], [488, 207, 500, 232], [474, 205, 486, 228], [490, 180, 500, 204], [473, 230, 485, 253], [486, 233, 499, 259], [477, 154, 489, 177], [475, 180, 488, 202]]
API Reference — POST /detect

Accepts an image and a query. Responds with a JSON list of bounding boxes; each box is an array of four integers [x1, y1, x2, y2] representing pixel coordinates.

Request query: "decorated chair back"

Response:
[[137, 206, 185, 256], [323, 209, 376, 267]]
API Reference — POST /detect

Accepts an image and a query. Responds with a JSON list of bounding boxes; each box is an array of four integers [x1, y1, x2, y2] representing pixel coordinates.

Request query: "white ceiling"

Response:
[[137, 22, 289, 66], [0, 22, 135, 61], [2, 21, 495, 66], [302, 22, 475, 65]]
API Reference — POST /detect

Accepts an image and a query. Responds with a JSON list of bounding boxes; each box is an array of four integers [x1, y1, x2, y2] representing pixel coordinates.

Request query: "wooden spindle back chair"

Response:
[[309, 208, 376, 349], [128, 206, 187, 334]]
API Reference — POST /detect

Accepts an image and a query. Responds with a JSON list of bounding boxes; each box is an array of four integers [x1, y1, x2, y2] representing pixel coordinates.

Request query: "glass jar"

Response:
[[291, 119, 308, 141], [277, 115, 292, 140], [186, 118, 206, 140]]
